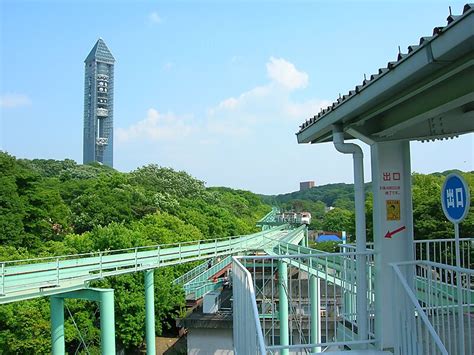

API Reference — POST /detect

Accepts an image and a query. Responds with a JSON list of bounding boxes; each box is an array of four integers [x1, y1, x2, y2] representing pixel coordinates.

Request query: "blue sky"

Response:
[[1, 0, 472, 194]]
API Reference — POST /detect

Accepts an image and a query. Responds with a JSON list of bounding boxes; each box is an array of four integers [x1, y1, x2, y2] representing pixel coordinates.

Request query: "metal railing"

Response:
[[0, 226, 289, 304], [414, 238, 473, 269], [233, 257, 266, 354], [173, 258, 215, 286], [183, 279, 225, 300], [182, 256, 232, 284], [233, 251, 377, 354], [391, 260, 473, 355]]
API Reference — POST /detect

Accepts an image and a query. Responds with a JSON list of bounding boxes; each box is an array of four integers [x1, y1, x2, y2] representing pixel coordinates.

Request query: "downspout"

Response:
[[332, 124, 368, 345]]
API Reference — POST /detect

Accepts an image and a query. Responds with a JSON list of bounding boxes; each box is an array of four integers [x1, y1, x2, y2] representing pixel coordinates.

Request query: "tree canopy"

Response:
[[0, 152, 270, 353]]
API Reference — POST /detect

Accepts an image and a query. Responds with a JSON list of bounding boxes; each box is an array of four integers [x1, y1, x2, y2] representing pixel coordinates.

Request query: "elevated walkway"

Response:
[[0, 225, 289, 304]]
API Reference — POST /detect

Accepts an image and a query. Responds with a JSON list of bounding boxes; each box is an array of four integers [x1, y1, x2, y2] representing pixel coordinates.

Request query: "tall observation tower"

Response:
[[83, 38, 115, 167]]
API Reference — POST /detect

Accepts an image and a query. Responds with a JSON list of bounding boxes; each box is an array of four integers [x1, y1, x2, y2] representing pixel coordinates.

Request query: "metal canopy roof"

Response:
[[297, 4, 474, 144], [84, 38, 115, 64]]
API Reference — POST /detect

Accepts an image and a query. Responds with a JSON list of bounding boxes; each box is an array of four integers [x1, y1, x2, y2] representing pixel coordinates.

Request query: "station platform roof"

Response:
[[296, 4, 474, 145]]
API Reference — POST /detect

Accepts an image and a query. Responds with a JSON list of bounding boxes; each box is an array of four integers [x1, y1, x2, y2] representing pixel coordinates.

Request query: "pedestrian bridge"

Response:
[[1, 207, 472, 354]]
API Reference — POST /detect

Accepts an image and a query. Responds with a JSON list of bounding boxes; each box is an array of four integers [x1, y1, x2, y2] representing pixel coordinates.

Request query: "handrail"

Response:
[[239, 250, 375, 260], [182, 255, 232, 287], [0, 226, 291, 304], [1, 227, 287, 265], [390, 262, 448, 355], [395, 259, 474, 274], [232, 257, 266, 354], [413, 237, 474, 243], [173, 259, 213, 285]]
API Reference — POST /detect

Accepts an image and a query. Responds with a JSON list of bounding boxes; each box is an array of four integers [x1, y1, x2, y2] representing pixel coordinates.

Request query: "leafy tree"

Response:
[[129, 165, 205, 199], [0, 153, 27, 246], [322, 208, 354, 236], [0, 299, 51, 353], [70, 174, 137, 233]]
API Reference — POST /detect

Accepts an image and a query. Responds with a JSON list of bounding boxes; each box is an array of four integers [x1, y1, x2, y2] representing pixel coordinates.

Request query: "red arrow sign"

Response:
[[384, 226, 406, 239]]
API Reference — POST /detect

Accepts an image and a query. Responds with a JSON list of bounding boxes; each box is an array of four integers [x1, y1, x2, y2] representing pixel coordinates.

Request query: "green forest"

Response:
[[0, 152, 269, 354], [0, 151, 473, 354]]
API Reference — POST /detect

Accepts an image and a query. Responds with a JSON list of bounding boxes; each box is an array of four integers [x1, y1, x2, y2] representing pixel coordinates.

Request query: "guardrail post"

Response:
[[50, 296, 65, 355], [215, 239, 217, 256], [135, 247, 138, 271], [179, 244, 182, 260], [1, 262, 5, 296], [144, 270, 156, 355], [99, 252, 103, 279], [278, 260, 289, 355], [157, 246, 161, 266], [454, 223, 466, 355], [310, 275, 321, 353], [56, 258, 60, 286], [198, 241, 201, 257], [305, 225, 309, 247]]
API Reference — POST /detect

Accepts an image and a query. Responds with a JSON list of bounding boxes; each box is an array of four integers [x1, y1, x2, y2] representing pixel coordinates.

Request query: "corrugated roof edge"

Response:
[[297, 3, 474, 133]]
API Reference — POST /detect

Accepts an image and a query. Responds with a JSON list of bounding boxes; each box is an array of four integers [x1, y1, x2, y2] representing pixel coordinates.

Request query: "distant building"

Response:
[[299, 181, 315, 191], [83, 38, 115, 167]]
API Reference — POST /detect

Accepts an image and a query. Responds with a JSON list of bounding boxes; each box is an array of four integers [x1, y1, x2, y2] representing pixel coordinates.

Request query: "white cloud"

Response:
[[266, 57, 309, 90], [116, 108, 193, 142], [0, 94, 31, 108], [116, 57, 329, 181], [207, 57, 326, 136], [120, 57, 320, 143], [285, 98, 332, 120], [148, 12, 162, 24]]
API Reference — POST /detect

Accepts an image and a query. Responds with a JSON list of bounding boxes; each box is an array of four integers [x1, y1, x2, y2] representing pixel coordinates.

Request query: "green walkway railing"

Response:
[[0, 225, 288, 304]]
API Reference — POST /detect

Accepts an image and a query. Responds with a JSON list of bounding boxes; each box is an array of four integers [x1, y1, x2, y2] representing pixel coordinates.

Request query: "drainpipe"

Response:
[[332, 124, 368, 345]]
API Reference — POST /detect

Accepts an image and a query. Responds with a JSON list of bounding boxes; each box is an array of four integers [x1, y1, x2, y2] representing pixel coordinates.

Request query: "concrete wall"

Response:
[[187, 328, 233, 355]]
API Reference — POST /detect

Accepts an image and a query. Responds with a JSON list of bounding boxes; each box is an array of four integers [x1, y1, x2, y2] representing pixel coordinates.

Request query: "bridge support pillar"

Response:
[[278, 260, 289, 355], [145, 269, 156, 355], [49, 288, 116, 355], [99, 289, 116, 355], [310, 275, 321, 353], [50, 296, 65, 355]]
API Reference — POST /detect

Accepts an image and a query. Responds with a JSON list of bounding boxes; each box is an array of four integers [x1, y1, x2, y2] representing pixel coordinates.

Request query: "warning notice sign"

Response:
[[386, 200, 401, 221]]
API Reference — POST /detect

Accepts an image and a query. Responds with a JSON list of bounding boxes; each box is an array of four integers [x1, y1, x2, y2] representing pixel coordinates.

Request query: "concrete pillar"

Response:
[[145, 270, 156, 355], [99, 289, 116, 354], [310, 275, 321, 353], [50, 297, 65, 355], [371, 141, 414, 350], [278, 260, 289, 355]]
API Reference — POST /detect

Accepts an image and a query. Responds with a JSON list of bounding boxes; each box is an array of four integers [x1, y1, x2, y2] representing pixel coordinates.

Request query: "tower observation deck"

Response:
[[83, 38, 115, 167]]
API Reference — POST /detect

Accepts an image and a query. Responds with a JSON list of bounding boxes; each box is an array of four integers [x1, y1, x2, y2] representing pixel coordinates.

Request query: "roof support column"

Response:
[[332, 125, 368, 346], [278, 260, 289, 355], [145, 269, 156, 355], [371, 141, 414, 350], [50, 296, 65, 355]]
